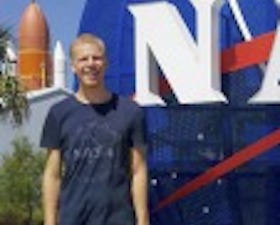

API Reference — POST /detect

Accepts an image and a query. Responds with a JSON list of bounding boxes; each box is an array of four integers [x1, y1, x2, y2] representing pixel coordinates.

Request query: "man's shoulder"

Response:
[[48, 95, 76, 115], [117, 95, 142, 111], [116, 95, 145, 121]]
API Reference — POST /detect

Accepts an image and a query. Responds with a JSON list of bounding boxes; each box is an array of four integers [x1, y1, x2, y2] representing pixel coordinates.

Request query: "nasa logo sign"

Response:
[[79, 0, 280, 224]]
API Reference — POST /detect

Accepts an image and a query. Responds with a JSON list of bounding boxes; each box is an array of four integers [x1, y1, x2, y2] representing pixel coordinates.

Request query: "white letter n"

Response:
[[129, 1, 227, 106]]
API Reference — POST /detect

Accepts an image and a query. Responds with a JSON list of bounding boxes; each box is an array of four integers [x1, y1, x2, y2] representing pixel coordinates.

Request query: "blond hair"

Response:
[[69, 33, 106, 59]]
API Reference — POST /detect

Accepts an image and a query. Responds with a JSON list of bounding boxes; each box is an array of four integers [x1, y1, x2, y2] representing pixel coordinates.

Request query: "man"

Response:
[[41, 33, 149, 225]]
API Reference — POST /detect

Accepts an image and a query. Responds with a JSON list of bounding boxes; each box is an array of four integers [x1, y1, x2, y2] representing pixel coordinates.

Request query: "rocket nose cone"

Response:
[[54, 41, 66, 59], [18, 2, 49, 50]]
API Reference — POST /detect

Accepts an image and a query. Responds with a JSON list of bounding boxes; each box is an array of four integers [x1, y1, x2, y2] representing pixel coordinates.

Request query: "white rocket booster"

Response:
[[6, 41, 17, 62], [4, 41, 17, 76], [53, 40, 66, 88]]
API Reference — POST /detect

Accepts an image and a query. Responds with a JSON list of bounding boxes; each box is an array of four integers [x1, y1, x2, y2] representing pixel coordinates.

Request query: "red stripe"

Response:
[[154, 129, 280, 212], [221, 31, 275, 73]]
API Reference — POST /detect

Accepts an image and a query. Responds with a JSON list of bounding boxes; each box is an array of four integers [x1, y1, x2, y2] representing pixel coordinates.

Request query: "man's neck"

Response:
[[75, 86, 112, 104]]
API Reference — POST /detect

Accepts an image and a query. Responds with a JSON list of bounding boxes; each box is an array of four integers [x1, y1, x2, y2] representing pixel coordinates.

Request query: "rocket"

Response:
[[17, 1, 51, 91], [53, 41, 66, 88], [5, 41, 17, 76]]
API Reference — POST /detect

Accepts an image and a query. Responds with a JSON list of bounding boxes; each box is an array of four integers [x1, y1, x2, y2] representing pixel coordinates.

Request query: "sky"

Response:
[[0, 0, 87, 87]]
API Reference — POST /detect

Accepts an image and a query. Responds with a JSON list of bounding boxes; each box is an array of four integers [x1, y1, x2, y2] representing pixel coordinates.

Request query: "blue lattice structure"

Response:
[[78, 0, 280, 224]]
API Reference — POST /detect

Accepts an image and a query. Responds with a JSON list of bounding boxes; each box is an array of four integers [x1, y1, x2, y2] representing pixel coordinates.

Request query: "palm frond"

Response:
[[0, 75, 29, 126]]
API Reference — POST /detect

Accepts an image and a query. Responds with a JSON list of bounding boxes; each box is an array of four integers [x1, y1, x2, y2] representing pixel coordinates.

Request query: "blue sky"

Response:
[[0, 0, 87, 87]]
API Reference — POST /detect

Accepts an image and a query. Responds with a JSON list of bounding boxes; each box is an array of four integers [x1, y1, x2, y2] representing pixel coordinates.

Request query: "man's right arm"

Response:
[[42, 149, 61, 225]]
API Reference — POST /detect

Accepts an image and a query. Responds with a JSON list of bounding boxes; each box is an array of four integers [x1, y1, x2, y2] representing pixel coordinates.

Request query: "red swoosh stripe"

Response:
[[154, 129, 280, 212], [221, 31, 275, 73]]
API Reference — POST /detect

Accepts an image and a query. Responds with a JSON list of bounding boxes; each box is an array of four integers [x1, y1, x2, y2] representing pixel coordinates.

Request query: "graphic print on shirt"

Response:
[[62, 119, 121, 185]]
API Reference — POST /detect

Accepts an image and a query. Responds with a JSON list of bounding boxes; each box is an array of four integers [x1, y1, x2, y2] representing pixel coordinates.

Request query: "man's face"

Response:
[[71, 42, 107, 88]]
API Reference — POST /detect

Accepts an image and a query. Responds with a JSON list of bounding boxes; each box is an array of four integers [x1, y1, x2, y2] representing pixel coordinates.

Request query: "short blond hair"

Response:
[[69, 33, 106, 59]]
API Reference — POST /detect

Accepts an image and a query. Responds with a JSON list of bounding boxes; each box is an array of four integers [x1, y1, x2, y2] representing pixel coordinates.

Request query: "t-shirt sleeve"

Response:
[[130, 106, 147, 152], [40, 106, 61, 149]]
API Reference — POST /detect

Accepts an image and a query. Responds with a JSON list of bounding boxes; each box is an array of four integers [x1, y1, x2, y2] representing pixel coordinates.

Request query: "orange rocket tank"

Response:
[[18, 1, 52, 91]]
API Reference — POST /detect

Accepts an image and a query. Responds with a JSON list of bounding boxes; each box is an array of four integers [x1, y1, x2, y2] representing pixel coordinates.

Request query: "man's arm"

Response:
[[131, 147, 150, 225], [42, 149, 61, 225]]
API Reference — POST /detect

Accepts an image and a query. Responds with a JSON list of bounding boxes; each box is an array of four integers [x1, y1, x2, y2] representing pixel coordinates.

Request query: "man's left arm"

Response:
[[131, 147, 150, 225]]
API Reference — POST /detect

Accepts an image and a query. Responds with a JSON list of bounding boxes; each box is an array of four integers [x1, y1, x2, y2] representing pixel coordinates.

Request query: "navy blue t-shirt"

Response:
[[41, 94, 146, 225]]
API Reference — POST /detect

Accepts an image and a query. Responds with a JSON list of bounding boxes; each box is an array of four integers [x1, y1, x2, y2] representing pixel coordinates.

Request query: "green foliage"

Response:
[[0, 75, 29, 126], [0, 136, 46, 225], [0, 25, 28, 126]]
